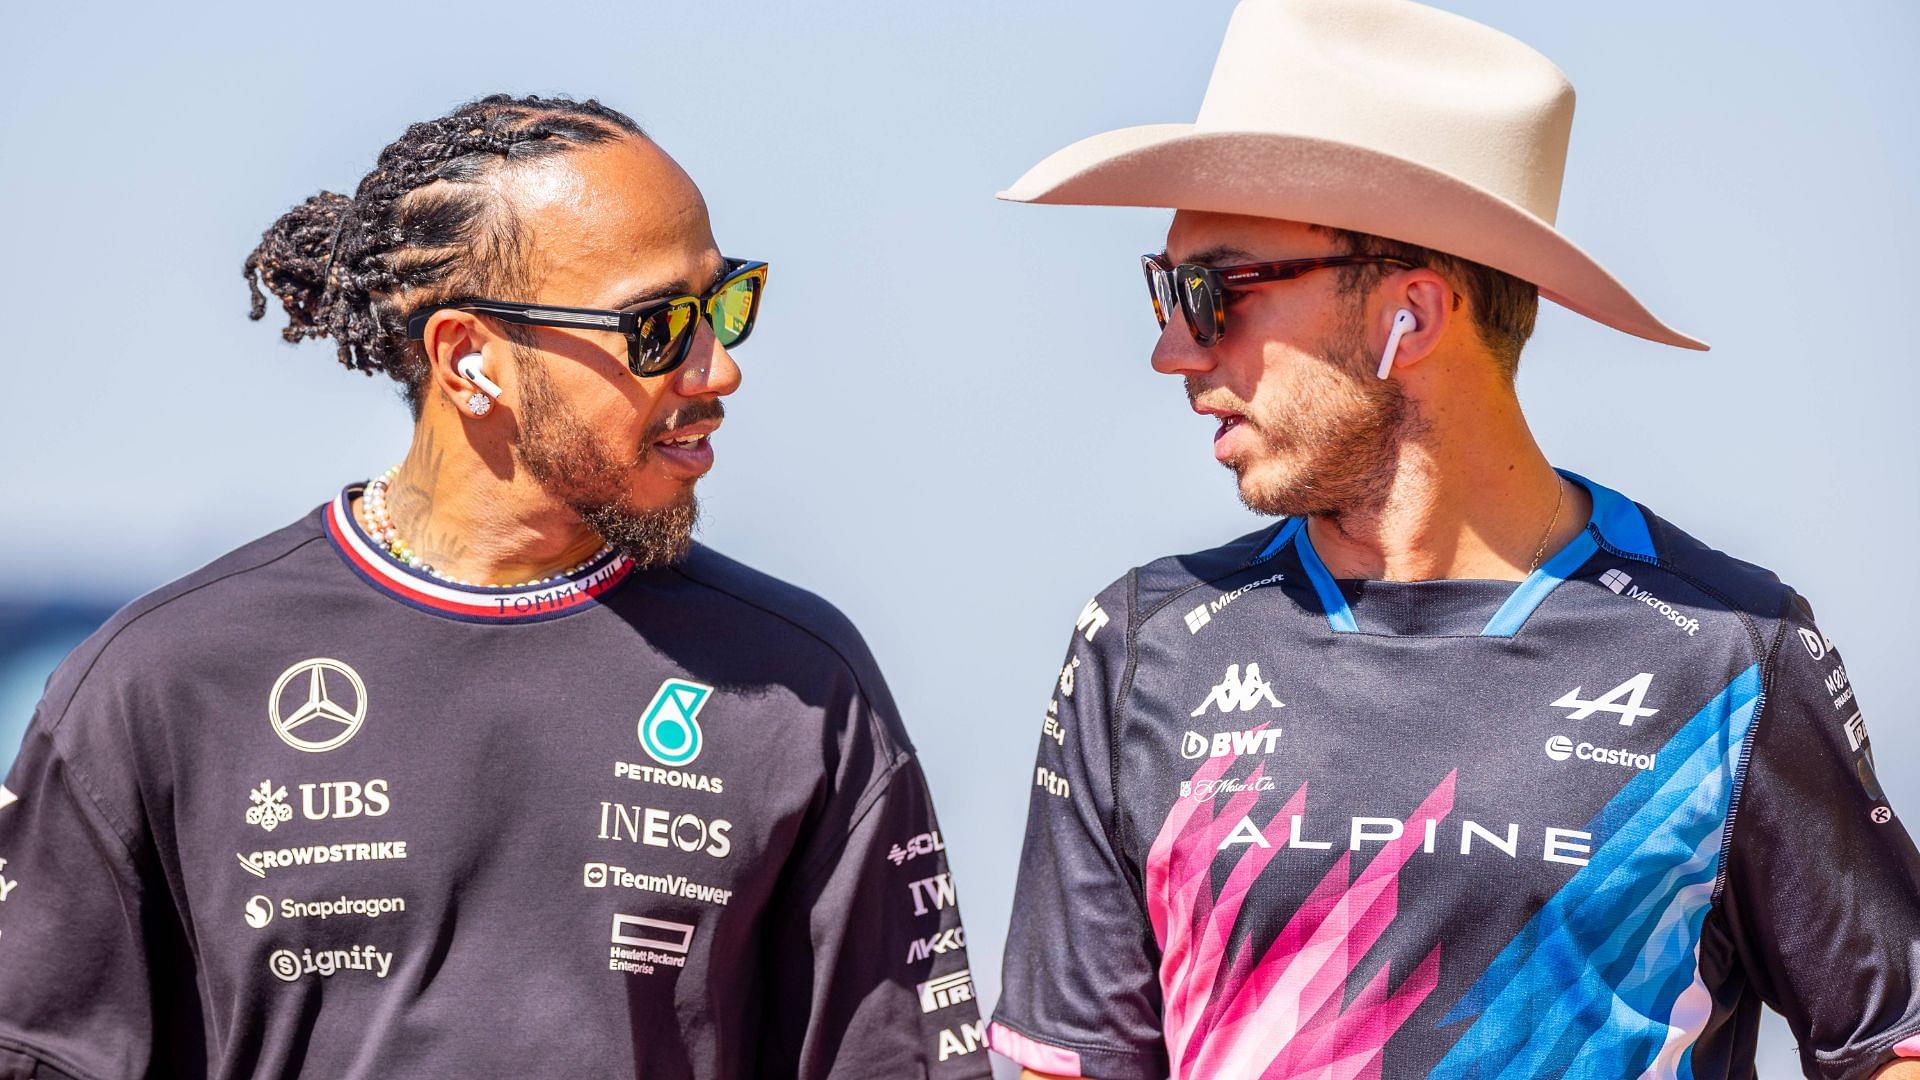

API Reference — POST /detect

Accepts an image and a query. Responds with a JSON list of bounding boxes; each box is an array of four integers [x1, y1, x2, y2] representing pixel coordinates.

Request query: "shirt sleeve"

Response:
[[0, 707, 169, 1080], [1717, 591, 1920, 1080], [990, 579, 1167, 1080], [758, 720, 990, 1077]]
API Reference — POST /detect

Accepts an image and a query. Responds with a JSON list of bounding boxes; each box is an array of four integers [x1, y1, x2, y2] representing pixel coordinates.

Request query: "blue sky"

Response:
[[3, 2, 1915, 1072]]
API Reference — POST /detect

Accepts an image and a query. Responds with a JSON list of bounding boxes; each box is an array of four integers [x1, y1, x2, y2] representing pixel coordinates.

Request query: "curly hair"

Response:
[[243, 94, 646, 416]]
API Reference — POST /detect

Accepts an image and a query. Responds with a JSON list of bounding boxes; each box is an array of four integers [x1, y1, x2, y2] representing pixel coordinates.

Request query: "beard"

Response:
[[1193, 312, 1419, 519], [511, 348, 711, 569]]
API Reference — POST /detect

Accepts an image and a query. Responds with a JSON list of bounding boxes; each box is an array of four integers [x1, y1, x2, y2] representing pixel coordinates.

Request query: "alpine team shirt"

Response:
[[990, 469, 1920, 1080], [0, 483, 990, 1079]]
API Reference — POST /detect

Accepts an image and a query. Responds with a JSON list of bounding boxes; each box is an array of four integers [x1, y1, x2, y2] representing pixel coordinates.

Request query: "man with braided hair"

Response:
[[0, 94, 988, 1078]]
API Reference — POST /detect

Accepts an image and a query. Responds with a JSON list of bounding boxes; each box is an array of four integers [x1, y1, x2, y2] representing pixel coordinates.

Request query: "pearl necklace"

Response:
[[358, 466, 613, 589]]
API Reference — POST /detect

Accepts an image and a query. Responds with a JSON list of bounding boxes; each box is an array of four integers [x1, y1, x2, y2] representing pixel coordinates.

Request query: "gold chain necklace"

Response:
[[1526, 477, 1566, 574]]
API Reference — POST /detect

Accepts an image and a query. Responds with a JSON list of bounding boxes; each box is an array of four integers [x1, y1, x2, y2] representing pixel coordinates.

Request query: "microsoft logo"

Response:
[[1600, 568, 1632, 594], [1184, 605, 1211, 634]]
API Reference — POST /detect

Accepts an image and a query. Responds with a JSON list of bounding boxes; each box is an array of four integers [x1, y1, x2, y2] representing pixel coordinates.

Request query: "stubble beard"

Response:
[[1211, 316, 1419, 520], [512, 349, 703, 570]]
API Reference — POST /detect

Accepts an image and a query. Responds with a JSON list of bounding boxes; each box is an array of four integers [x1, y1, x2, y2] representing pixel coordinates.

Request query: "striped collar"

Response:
[[1253, 468, 1656, 638], [323, 484, 635, 623]]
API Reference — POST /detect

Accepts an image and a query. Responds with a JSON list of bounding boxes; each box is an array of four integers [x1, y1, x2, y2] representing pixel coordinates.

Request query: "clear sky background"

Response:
[[3, 2, 1915, 1074]]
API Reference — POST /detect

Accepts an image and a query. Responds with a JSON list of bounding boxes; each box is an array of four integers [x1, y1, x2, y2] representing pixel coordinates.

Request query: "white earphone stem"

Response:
[[456, 354, 505, 398], [1377, 309, 1417, 380]]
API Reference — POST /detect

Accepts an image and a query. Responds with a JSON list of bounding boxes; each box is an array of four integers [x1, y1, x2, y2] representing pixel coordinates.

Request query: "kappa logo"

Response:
[[917, 969, 976, 1013], [638, 679, 712, 768], [0, 857, 17, 903], [269, 658, 368, 753], [0, 785, 16, 811], [1552, 672, 1659, 726], [1190, 663, 1285, 717], [1799, 626, 1835, 661]]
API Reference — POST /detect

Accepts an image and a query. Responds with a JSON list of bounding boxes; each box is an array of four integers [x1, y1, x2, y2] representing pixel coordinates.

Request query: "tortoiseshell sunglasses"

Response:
[[1142, 253, 1416, 346]]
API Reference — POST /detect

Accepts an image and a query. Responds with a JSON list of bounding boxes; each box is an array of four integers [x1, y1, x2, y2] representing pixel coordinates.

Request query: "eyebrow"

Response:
[[1173, 245, 1257, 267], [607, 260, 730, 311]]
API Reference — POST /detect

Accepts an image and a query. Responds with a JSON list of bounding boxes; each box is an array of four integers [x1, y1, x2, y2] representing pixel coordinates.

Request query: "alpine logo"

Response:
[[1552, 672, 1659, 726], [1191, 663, 1285, 717], [1180, 725, 1282, 760]]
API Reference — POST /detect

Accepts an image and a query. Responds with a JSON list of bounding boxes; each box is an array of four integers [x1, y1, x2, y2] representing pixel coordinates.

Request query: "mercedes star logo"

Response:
[[268, 658, 367, 753]]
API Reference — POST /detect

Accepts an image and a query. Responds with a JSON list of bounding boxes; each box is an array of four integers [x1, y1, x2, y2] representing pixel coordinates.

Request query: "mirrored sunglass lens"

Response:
[[636, 301, 698, 373], [710, 277, 757, 346], [1180, 270, 1219, 342]]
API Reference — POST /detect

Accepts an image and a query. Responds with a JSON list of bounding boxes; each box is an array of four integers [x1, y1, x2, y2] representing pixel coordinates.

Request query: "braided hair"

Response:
[[243, 94, 646, 416]]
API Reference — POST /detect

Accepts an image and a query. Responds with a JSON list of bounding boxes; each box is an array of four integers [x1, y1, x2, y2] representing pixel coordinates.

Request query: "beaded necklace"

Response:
[[357, 466, 613, 588]]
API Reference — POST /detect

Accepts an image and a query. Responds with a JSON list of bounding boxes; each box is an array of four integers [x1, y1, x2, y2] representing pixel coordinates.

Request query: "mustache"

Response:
[[1185, 377, 1251, 417], [644, 399, 725, 442]]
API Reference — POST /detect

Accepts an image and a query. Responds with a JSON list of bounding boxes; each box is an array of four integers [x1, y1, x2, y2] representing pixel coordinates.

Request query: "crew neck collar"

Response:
[[1251, 469, 1656, 638], [322, 483, 635, 623]]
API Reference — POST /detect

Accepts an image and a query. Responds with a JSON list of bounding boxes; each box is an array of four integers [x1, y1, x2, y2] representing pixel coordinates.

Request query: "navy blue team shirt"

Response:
[[991, 469, 1920, 1080], [0, 484, 990, 1078]]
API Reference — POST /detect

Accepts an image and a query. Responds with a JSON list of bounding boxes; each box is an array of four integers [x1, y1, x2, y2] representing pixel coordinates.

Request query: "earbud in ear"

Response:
[[1376, 309, 1417, 380], [456, 353, 504, 398]]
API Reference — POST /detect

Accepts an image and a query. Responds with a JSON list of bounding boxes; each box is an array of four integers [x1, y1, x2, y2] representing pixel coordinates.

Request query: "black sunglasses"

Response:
[[1142, 253, 1416, 346], [404, 258, 769, 377]]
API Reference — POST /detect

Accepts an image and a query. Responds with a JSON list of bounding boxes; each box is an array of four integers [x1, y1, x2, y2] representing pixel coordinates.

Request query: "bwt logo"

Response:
[[1180, 727, 1282, 760]]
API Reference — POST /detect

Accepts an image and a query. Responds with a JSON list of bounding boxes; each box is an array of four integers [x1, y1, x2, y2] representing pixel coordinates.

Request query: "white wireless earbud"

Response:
[[1376, 308, 1417, 380], [456, 353, 504, 398]]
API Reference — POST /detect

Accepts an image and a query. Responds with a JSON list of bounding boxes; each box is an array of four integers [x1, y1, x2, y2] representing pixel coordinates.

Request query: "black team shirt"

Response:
[[0, 484, 990, 1078]]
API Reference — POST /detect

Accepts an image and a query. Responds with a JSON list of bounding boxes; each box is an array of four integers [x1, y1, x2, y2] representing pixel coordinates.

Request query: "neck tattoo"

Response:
[[356, 465, 612, 589], [1527, 477, 1566, 574]]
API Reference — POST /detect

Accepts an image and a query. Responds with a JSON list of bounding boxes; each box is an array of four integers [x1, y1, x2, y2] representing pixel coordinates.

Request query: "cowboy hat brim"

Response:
[[999, 123, 1707, 351]]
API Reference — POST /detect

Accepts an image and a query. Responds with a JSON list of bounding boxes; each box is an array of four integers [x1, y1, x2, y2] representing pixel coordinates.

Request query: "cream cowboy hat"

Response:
[[999, 0, 1707, 350]]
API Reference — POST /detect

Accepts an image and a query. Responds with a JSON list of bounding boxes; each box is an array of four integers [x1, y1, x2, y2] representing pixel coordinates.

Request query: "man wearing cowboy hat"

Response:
[[987, 2, 1920, 1078]]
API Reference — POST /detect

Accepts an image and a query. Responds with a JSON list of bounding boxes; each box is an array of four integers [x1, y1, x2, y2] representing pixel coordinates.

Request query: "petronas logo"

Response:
[[638, 678, 714, 768]]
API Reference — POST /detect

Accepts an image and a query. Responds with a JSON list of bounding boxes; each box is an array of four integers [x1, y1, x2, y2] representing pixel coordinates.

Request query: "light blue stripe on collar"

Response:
[[1558, 468, 1655, 559], [1480, 469, 1655, 637], [1254, 516, 1306, 562], [1291, 519, 1359, 633]]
